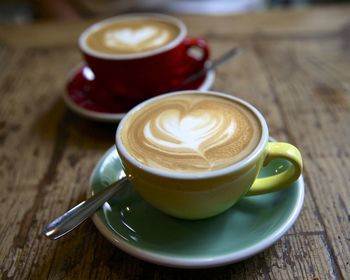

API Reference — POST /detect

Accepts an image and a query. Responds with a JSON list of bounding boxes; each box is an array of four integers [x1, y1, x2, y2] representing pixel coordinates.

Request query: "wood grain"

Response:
[[0, 5, 350, 280]]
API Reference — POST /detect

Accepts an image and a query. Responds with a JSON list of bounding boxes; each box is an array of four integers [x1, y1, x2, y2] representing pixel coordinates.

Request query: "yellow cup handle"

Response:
[[247, 142, 303, 196]]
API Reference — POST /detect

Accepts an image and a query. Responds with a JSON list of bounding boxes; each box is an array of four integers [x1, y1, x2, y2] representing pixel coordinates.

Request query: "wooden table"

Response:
[[1, 6, 349, 279]]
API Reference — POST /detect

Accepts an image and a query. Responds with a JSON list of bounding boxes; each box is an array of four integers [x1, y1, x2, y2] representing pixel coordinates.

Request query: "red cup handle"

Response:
[[183, 37, 210, 72]]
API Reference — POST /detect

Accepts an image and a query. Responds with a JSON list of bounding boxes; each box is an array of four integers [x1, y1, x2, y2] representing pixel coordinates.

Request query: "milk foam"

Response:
[[86, 19, 179, 55], [104, 26, 170, 51], [121, 94, 261, 172], [143, 110, 236, 158]]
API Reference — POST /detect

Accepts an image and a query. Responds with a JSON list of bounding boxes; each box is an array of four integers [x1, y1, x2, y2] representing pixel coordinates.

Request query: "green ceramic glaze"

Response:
[[90, 146, 304, 268]]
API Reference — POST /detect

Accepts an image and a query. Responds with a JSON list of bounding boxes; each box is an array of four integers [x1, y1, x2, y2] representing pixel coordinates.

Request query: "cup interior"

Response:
[[116, 90, 269, 179], [79, 13, 187, 60]]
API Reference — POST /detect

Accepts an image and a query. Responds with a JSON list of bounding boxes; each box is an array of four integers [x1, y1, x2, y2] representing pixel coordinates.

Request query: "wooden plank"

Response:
[[0, 6, 350, 48], [1, 6, 350, 279], [185, 5, 350, 39], [252, 36, 350, 278], [36, 233, 338, 279]]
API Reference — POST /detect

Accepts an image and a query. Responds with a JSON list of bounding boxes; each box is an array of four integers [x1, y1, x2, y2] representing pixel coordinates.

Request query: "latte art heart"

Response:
[[144, 110, 236, 159], [104, 27, 169, 50], [86, 19, 180, 55], [121, 94, 261, 172]]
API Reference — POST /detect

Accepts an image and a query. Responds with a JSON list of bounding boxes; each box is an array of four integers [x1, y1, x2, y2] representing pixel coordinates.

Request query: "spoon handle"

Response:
[[172, 47, 241, 90], [43, 177, 128, 240]]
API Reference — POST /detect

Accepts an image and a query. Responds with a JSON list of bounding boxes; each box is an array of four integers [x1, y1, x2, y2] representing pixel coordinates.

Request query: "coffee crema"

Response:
[[85, 19, 179, 55], [121, 94, 262, 173]]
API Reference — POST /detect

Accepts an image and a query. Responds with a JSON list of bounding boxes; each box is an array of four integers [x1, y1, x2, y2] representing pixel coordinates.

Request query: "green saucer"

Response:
[[90, 146, 304, 268]]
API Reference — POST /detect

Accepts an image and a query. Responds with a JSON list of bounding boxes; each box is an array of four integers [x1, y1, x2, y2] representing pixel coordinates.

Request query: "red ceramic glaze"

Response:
[[82, 36, 209, 102]]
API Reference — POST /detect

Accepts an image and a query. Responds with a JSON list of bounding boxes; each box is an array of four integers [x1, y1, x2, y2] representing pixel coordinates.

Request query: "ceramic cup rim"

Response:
[[79, 13, 187, 60], [116, 90, 269, 179]]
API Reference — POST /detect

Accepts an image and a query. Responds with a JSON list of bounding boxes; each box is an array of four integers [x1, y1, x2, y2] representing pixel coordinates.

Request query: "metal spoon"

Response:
[[43, 176, 127, 240], [172, 46, 241, 90]]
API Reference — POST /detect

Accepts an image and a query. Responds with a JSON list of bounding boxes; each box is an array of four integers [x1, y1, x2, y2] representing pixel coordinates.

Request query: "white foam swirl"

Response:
[[104, 26, 169, 51], [143, 109, 236, 158], [121, 94, 260, 172]]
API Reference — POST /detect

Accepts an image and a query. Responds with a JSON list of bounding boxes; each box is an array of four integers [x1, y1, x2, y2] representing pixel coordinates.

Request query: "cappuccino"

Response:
[[121, 93, 261, 172], [85, 18, 180, 55]]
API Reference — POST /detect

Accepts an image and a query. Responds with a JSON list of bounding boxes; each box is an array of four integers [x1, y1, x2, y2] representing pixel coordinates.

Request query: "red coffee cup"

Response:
[[79, 14, 210, 103]]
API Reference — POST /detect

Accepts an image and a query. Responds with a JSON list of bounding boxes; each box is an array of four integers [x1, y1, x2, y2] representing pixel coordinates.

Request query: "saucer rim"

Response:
[[90, 146, 305, 268], [63, 64, 215, 123]]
